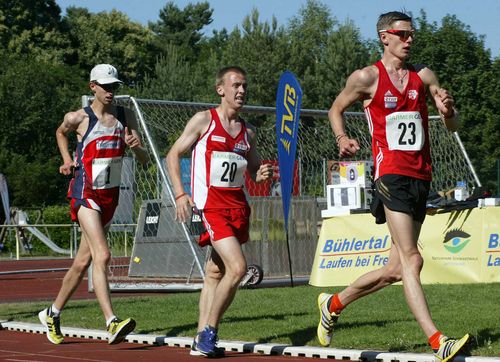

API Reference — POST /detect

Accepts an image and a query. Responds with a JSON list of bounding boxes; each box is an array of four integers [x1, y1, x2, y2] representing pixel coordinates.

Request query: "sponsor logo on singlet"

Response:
[[233, 141, 248, 153], [211, 135, 226, 143], [384, 90, 397, 109], [408, 89, 418, 100], [384, 91, 397, 109], [96, 140, 121, 150]]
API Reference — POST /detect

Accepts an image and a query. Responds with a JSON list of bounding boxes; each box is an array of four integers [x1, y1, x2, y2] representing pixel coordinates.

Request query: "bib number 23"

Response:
[[386, 111, 424, 151]]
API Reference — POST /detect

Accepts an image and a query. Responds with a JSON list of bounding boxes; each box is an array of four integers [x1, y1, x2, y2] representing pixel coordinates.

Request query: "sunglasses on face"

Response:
[[379, 29, 415, 40], [94, 82, 122, 92]]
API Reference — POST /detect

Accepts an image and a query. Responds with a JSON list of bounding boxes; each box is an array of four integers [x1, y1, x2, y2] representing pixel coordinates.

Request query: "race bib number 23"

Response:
[[385, 111, 424, 151]]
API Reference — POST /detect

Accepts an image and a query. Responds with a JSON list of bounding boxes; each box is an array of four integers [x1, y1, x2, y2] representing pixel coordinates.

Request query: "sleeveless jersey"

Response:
[[68, 106, 126, 202], [191, 108, 251, 210], [364, 60, 431, 181]]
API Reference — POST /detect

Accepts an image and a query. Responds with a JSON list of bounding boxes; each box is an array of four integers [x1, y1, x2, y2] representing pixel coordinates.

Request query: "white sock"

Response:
[[106, 315, 117, 327], [50, 304, 61, 317]]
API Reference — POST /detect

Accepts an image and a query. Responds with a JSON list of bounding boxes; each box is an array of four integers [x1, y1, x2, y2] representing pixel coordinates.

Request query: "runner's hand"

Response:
[[338, 137, 360, 158]]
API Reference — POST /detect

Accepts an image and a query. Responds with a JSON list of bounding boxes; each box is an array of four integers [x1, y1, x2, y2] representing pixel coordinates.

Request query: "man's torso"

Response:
[[68, 106, 127, 201], [191, 108, 251, 210], [364, 60, 431, 181]]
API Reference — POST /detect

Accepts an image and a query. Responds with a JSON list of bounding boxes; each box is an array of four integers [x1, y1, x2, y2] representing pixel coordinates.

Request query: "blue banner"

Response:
[[276, 71, 302, 231]]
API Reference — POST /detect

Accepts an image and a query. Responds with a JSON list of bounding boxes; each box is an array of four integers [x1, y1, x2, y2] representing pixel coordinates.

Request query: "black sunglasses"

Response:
[[94, 82, 122, 92], [379, 29, 415, 40]]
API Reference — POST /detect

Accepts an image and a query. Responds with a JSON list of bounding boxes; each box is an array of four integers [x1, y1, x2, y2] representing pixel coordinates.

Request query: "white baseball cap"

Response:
[[90, 64, 123, 84]]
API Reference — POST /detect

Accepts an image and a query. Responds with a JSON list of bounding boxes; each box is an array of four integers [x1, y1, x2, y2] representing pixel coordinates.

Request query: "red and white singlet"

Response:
[[364, 60, 431, 181], [191, 108, 251, 210], [68, 106, 126, 209]]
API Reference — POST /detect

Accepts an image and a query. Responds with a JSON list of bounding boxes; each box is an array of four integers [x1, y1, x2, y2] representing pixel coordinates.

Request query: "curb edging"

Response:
[[1, 321, 498, 362]]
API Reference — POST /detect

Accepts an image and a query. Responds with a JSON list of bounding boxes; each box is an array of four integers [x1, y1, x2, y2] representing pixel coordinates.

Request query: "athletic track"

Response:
[[0, 258, 322, 361]]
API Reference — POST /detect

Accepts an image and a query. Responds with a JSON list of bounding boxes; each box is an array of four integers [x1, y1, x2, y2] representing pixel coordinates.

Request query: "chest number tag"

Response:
[[385, 111, 424, 151], [92, 157, 123, 189], [210, 151, 247, 188]]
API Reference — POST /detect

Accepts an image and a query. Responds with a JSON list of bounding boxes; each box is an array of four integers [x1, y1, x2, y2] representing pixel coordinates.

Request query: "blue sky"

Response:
[[55, 0, 499, 58]]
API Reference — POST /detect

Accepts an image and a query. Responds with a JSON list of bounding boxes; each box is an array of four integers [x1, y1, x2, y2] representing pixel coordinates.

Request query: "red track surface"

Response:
[[0, 258, 320, 361], [0, 330, 314, 361], [0, 258, 92, 302]]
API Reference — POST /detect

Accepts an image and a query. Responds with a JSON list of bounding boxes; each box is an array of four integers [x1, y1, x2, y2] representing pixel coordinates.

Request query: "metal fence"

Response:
[[1, 96, 480, 292]]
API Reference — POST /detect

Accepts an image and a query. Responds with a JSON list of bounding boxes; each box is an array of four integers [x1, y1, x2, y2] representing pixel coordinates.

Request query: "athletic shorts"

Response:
[[370, 174, 430, 225], [198, 206, 251, 247], [70, 197, 118, 227]]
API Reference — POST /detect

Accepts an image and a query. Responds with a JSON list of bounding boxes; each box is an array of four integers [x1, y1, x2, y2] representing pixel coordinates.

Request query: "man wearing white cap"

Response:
[[39, 64, 148, 345]]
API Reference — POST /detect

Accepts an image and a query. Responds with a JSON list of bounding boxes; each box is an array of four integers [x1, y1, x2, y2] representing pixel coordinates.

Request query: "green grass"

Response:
[[1, 284, 499, 356]]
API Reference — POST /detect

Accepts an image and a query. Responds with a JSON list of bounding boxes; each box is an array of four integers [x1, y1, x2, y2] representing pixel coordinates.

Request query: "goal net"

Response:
[[84, 96, 479, 291]]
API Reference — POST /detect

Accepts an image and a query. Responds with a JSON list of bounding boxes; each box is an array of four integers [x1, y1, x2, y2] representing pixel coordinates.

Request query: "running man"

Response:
[[39, 64, 149, 345], [316, 11, 470, 362], [166, 66, 272, 357]]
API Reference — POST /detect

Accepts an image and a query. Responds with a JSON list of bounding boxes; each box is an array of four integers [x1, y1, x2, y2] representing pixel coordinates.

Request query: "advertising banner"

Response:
[[310, 207, 500, 286], [481, 207, 500, 282], [276, 71, 302, 231]]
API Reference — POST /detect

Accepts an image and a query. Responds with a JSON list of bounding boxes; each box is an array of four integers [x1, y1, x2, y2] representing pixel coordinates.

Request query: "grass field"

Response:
[[1, 283, 499, 356]]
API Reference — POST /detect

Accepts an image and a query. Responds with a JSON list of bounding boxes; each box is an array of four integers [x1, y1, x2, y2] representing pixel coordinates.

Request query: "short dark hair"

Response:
[[376, 11, 412, 33], [215, 66, 247, 87]]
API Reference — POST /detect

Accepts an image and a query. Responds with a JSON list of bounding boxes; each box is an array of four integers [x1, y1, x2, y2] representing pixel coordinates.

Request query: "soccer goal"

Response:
[[83, 95, 480, 292]]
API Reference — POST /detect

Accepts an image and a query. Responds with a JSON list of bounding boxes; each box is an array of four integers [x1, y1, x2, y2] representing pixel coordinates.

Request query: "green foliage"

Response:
[[41, 204, 72, 249], [150, 1, 213, 60], [1, 154, 63, 207], [0, 54, 84, 206], [220, 9, 287, 107], [42, 204, 70, 223], [65, 7, 156, 85], [411, 11, 499, 191], [0, 0, 73, 63], [138, 44, 195, 101]]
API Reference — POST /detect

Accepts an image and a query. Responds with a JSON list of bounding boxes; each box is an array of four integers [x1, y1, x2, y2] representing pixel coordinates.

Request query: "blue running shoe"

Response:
[[192, 326, 221, 357], [190, 332, 225, 357]]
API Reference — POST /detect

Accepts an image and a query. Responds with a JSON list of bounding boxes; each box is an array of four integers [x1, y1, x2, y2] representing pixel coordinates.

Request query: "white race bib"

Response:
[[92, 157, 122, 189], [385, 111, 424, 151], [210, 151, 247, 188]]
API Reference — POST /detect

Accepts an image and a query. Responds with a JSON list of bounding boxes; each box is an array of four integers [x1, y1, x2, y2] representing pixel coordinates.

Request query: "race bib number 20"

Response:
[[385, 111, 424, 151], [210, 151, 247, 188]]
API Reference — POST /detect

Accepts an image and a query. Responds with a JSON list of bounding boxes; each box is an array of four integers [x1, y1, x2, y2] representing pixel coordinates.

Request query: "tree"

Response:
[[286, 0, 372, 109], [219, 9, 287, 107], [138, 43, 195, 101], [0, 54, 85, 206], [0, 0, 73, 64], [65, 7, 156, 85], [410, 11, 499, 191], [150, 1, 213, 60]]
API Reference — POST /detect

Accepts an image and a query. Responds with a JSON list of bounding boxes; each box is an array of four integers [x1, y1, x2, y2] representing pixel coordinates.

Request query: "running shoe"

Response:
[[190, 332, 225, 357], [434, 334, 471, 362], [191, 326, 220, 357], [38, 308, 64, 344], [107, 317, 136, 345], [317, 293, 340, 347]]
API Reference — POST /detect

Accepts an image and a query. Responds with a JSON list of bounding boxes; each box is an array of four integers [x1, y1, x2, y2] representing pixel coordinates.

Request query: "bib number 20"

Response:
[[221, 161, 238, 183], [210, 151, 246, 188]]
